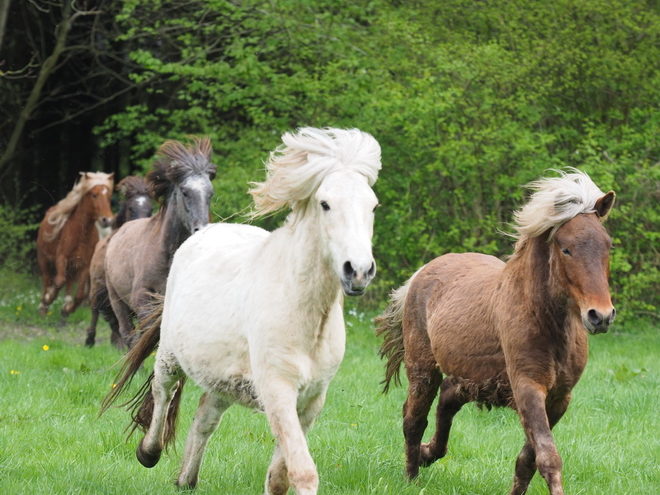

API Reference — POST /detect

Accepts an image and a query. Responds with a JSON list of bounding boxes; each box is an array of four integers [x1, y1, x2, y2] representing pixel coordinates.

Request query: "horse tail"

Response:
[[375, 268, 423, 394], [100, 293, 183, 448]]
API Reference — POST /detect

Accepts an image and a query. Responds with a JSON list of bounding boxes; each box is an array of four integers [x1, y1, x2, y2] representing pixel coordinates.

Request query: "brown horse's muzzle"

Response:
[[97, 216, 112, 229], [583, 307, 616, 334]]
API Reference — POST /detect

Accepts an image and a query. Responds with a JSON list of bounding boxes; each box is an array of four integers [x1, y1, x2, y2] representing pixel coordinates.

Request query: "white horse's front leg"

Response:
[[137, 352, 183, 468], [177, 392, 230, 489], [261, 378, 318, 495]]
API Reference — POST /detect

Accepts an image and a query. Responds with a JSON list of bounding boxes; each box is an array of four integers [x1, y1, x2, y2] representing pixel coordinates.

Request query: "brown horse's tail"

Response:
[[100, 293, 186, 449], [375, 277, 414, 394]]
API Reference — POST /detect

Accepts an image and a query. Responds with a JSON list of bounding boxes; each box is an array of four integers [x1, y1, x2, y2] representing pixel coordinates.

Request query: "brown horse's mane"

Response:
[[45, 172, 114, 242], [146, 137, 216, 210], [509, 168, 612, 259]]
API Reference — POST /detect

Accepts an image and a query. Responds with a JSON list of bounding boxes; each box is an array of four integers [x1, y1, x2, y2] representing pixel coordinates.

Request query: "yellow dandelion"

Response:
[[111, 384, 117, 388], [16, 306, 22, 311], [47, 311, 52, 316], [42, 345, 50, 351]]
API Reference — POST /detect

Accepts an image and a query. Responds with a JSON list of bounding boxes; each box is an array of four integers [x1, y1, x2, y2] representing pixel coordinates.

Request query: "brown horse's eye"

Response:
[[561, 248, 572, 256], [92, 194, 98, 199]]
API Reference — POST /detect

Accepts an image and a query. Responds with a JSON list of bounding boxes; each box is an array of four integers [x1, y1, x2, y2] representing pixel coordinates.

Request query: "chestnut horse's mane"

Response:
[[248, 127, 381, 222], [511, 168, 610, 255], [146, 137, 216, 209], [45, 172, 114, 242]]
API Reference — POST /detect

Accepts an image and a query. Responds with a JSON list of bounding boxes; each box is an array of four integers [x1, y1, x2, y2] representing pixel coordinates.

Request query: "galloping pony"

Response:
[[104, 138, 216, 346], [103, 128, 381, 494], [86, 176, 154, 348], [37, 172, 114, 319], [376, 169, 615, 495]]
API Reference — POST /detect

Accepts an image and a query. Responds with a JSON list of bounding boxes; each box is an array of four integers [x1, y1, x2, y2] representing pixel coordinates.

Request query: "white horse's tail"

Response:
[[375, 267, 424, 393]]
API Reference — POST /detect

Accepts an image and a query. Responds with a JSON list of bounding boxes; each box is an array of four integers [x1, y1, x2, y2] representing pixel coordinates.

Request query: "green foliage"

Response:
[[0, 204, 39, 273], [96, 0, 660, 317]]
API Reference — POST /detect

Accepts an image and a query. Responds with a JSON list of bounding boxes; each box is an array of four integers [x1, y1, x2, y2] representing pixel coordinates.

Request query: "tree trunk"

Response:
[[0, 0, 10, 54], [0, 0, 73, 173]]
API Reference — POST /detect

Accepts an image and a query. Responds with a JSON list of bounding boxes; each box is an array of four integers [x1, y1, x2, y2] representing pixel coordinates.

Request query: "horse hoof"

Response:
[[38, 304, 48, 316], [175, 478, 198, 490], [84, 337, 95, 348], [136, 439, 161, 468]]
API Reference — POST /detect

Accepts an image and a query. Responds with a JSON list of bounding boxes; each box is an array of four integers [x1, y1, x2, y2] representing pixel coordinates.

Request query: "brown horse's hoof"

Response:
[[38, 304, 48, 316], [136, 438, 161, 468]]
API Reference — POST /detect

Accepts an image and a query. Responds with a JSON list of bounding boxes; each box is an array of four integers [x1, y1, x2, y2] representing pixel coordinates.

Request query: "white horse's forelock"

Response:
[[513, 167, 607, 242], [249, 127, 381, 219]]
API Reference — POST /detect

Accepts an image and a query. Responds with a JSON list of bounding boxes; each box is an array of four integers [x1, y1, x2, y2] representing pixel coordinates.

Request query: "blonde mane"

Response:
[[45, 172, 114, 242], [511, 168, 608, 252], [248, 127, 381, 220]]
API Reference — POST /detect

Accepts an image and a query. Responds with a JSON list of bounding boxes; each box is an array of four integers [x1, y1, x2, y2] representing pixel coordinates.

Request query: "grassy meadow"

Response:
[[0, 270, 658, 494]]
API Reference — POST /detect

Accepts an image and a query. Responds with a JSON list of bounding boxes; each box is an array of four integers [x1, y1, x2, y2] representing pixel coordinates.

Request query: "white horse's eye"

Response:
[[320, 201, 330, 211]]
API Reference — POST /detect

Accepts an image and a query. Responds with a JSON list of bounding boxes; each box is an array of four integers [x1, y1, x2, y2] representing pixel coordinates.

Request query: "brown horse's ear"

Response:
[[595, 190, 615, 220]]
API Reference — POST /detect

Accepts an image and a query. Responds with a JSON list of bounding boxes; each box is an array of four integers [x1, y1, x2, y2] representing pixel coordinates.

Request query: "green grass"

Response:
[[0, 271, 659, 494]]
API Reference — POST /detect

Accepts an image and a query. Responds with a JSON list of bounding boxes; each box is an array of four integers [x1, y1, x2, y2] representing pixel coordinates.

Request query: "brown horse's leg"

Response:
[[510, 394, 571, 495], [85, 308, 100, 347], [62, 269, 89, 319], [420, 378, 465, 467], [38, 260, 55, 315], [107, 283, 135, 345], [403, 365, 442, 479], [513, 379, 565, 495]]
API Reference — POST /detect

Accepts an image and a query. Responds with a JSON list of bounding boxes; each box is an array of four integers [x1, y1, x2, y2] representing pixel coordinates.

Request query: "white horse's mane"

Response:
[[513, 167, 608, 243], [249, 127, 381, 220], [45, 172, 114, 242]]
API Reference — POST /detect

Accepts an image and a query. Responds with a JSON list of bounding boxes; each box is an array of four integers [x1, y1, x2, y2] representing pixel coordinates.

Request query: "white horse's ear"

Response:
[[595, 191, 615, 220]]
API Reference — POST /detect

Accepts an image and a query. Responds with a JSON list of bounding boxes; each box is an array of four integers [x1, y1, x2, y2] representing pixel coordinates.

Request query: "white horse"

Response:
[[104, 127, 381, 494]]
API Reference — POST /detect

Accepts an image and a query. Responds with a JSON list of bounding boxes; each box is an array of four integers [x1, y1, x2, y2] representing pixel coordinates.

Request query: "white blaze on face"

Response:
[[136, 196, 147, 207]]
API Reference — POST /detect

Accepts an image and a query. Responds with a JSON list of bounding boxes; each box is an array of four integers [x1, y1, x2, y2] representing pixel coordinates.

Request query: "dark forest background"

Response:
[[1, 0, 659, 317]]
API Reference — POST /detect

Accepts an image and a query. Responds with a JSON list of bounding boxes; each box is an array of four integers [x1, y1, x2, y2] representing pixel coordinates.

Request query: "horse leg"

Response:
[[264, 390, 327, 495], [137, 351, 184, 468], [512, 379, 564, 495], [62, 269, 89, 318], [420, 378, 466, 467], [85, 308, 100, 347], [38, 260, 55, 315], [177, 392, 230, 489], [107, 282, 135, 345], [260, 378, 318, 495], [403, 359, 442, 479], [510, 393, 571, 495]]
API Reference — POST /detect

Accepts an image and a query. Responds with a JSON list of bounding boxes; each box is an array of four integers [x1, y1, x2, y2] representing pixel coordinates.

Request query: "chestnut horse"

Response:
[[376, 169, 615, 495], [104, 138, 216, 346], [37, 172, 114, 319], [85, 176, 154, 348]]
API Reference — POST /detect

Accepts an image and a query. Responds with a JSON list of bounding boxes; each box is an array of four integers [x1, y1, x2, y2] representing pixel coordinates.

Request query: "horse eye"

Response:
[[561, 248, 572, 256], [320, 201, 330, 211], [92, 194, 98, 199]]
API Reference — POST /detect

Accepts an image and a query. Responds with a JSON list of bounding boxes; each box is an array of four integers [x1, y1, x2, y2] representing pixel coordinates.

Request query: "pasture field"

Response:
[[0, 271, 658, 494]]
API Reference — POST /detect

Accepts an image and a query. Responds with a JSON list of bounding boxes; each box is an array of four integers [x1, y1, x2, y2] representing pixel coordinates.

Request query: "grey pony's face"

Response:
[[127, 194, 154, 221], [176, 174, 214, 233]]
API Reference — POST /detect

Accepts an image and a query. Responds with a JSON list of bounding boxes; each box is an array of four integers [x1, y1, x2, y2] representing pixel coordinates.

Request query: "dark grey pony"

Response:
[[85, 176, 154, 348], [104, 138, 216, 346]]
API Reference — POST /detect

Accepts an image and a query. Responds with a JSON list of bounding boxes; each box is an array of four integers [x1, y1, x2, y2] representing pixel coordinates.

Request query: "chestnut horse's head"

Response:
[[514, 169, 616, 334], [84, 181, 114, 231], [552, 191, 616, 334]]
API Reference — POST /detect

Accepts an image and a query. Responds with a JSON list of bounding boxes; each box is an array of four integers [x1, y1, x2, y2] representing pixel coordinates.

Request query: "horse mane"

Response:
[[510, 168, 608, 255], [248, 127, 381, 221], [146, 137, 216, 207], [45, 172, 114, 242], [117, 175, 149, 199]]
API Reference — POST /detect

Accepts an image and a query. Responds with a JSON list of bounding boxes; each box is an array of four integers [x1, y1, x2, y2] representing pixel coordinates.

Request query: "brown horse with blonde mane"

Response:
[[37, 171, 114, 319], [376, 169, 615, 495]]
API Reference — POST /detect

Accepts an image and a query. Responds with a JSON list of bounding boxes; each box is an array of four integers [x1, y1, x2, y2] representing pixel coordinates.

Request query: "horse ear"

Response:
[[595, 191, 615, 220]]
